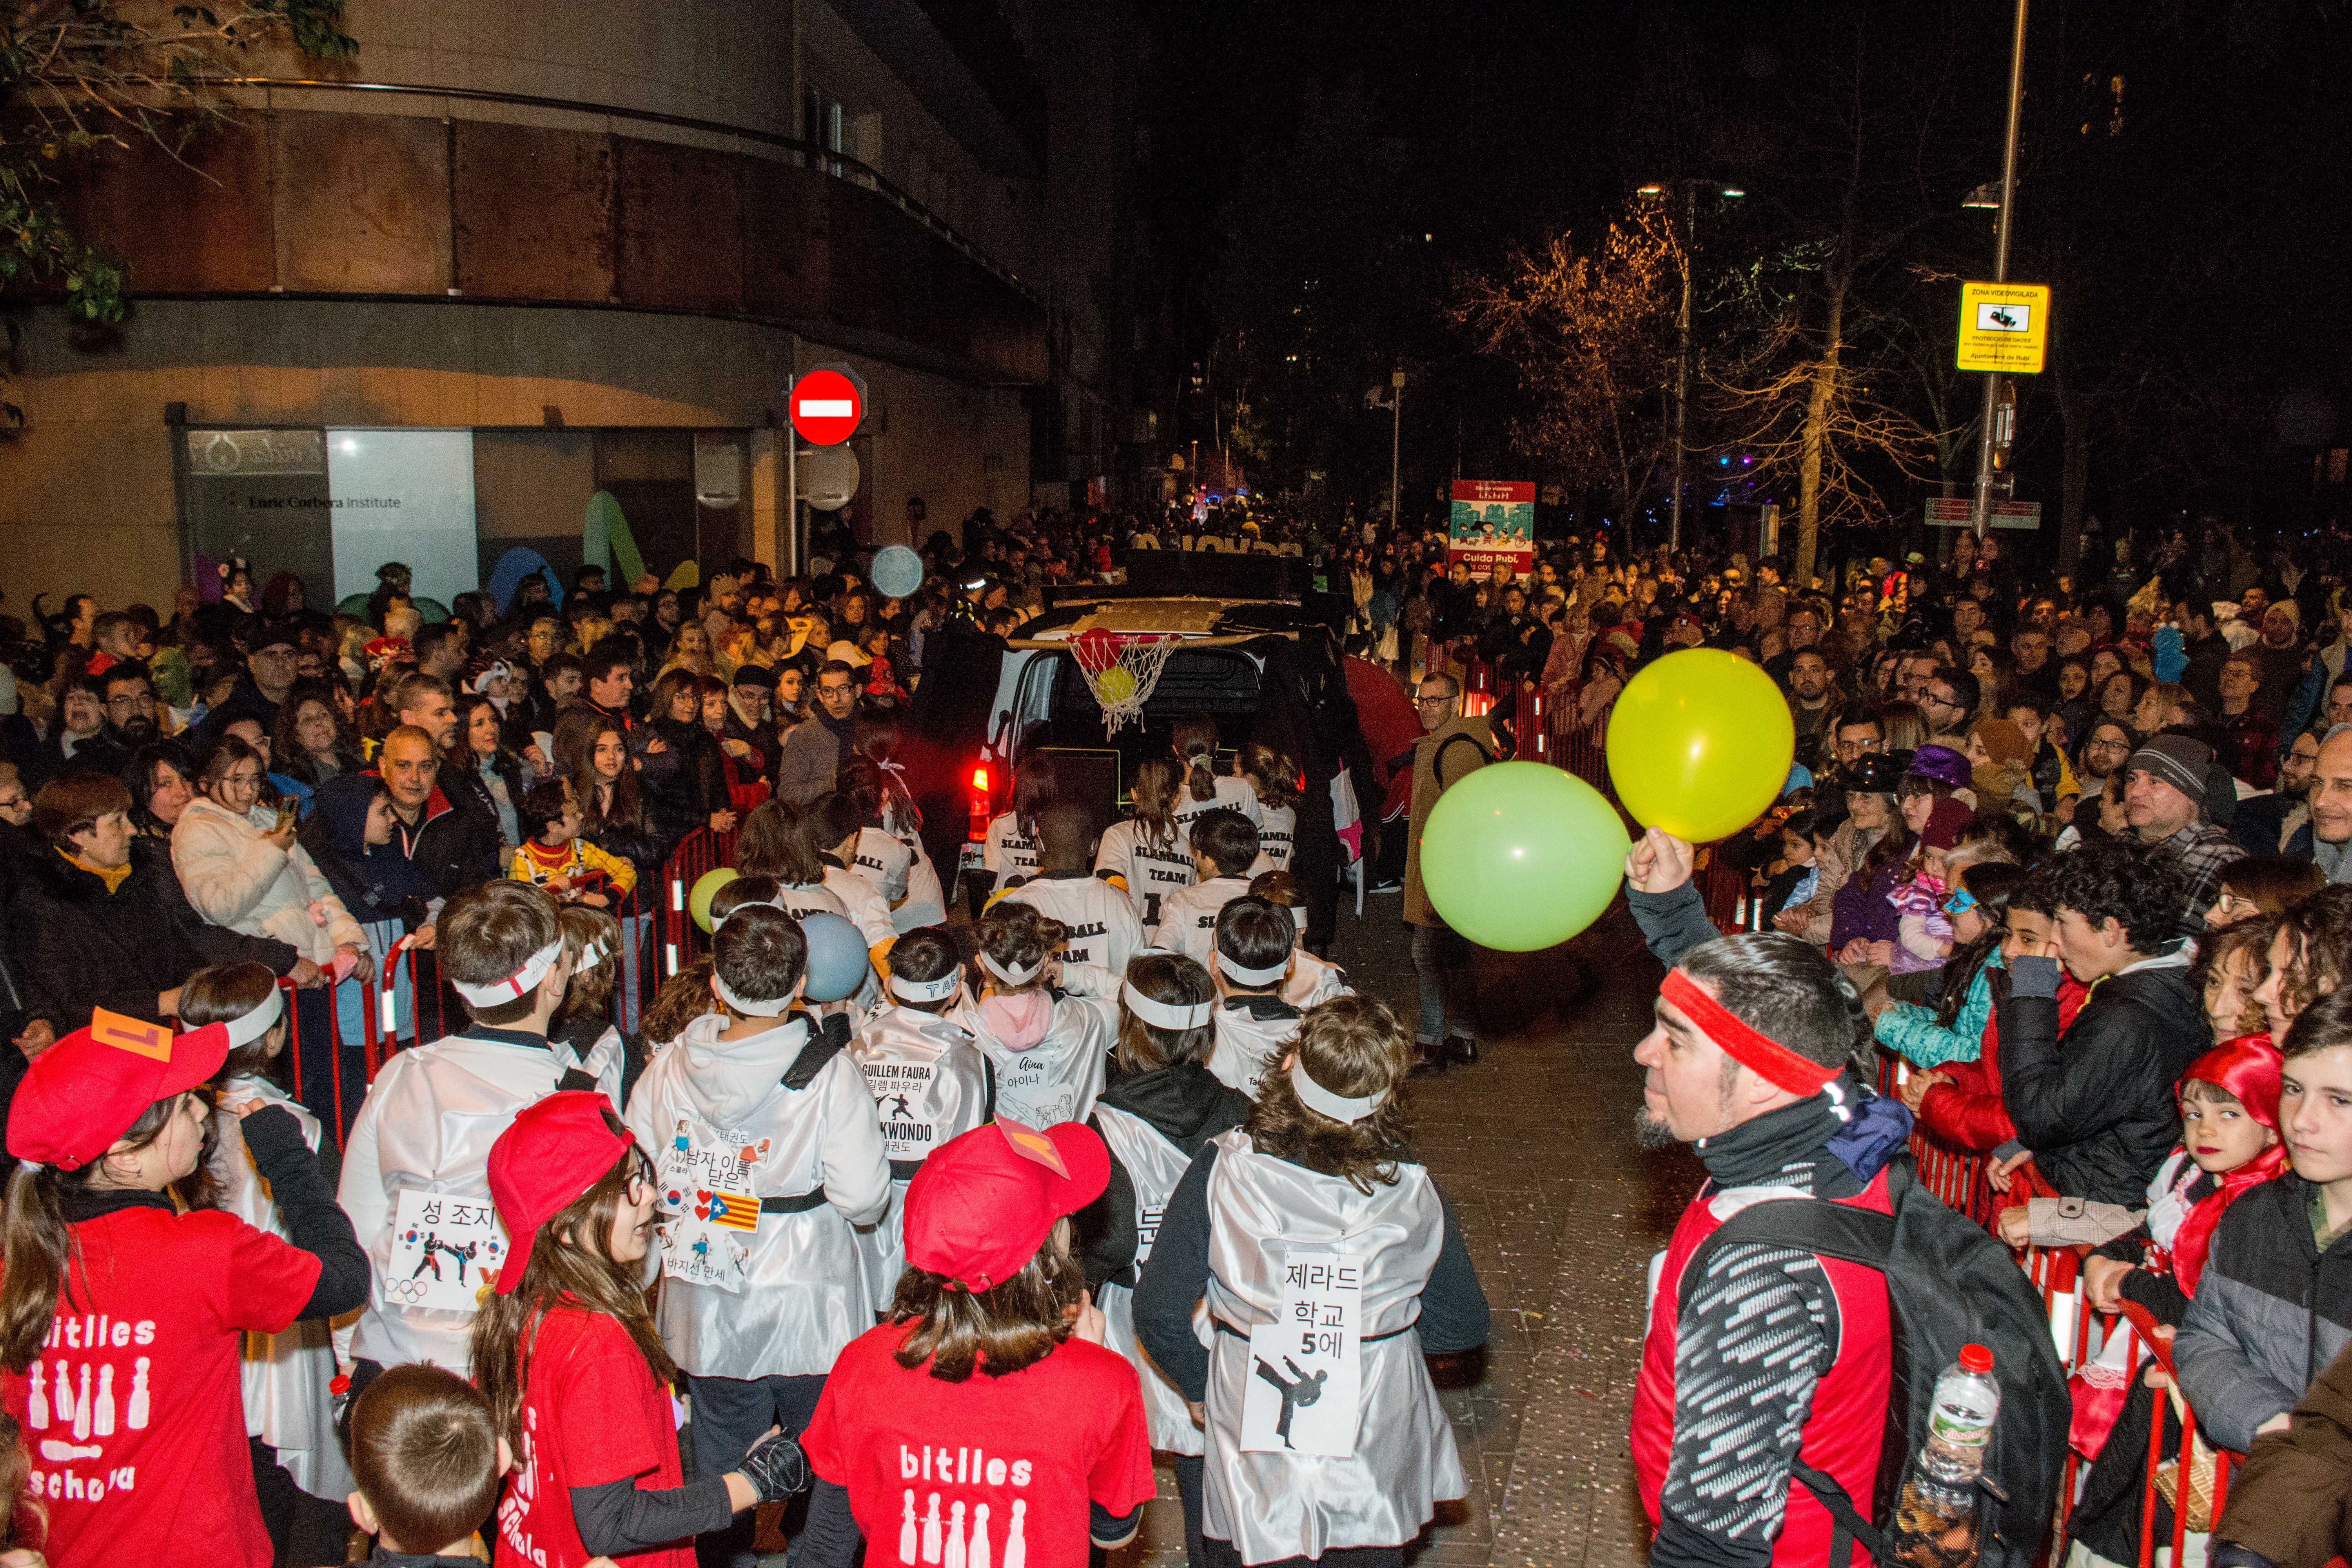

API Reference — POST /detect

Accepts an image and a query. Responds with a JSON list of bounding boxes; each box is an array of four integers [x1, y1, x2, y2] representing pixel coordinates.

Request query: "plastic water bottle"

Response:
[[1889, 1344, 2000, 1568], [1922, 1343, 2002, 1482]]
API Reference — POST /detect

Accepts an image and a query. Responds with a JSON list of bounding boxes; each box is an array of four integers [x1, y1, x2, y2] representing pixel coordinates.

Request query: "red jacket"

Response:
[[1344, 655, 1425, 821], [1917, 970, 2091, 1152]]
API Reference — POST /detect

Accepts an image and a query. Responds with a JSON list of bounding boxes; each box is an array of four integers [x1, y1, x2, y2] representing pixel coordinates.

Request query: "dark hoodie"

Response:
[[1074, 1062, 1255, 1293], [299, 771, 487, 928]]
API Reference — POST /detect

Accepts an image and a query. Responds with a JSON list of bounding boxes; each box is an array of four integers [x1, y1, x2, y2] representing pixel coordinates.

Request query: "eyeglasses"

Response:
[[1415, 694, 1454, 707], [2086, 738, 2132, 755]]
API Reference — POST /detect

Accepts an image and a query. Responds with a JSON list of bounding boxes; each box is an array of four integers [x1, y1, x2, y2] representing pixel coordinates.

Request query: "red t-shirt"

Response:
[[495, 1306, 691, 1568], [0, 1205, 320, 1568], [800, 1321, 1155, 1568]]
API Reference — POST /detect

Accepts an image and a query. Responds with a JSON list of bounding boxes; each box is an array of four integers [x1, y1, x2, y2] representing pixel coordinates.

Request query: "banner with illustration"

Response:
[[1447, 481, 1535, 578]]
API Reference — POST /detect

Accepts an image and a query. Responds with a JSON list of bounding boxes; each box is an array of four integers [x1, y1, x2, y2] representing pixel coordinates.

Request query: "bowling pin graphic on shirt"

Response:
[[25, 1364, 45, 1431], [901, 1490, 919, 1565], [923, 1491, 943, 1563], [49, 1360, 71, 1430], [93, 1364, 114, 1436], [1003, 1499, 1026, 1568], [946, 1501, 966, 1568], [128, 1356, 151, 1429], [968, 1503, 993, 1568]]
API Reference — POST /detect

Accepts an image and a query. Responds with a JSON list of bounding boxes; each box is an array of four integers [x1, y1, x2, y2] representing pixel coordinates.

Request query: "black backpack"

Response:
[[1680, 1153, 2070, 1566]]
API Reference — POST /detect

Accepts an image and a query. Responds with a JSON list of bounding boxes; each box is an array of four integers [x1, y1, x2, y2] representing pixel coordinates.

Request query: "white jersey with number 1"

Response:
[[1095, 818, 1196, 928]]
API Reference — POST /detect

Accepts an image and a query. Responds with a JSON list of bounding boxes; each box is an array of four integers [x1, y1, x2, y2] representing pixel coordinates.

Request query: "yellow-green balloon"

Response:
[[1421, 762, 1631, 951], [688, 867, 740, 933], [1606, 648, 1795, 842]]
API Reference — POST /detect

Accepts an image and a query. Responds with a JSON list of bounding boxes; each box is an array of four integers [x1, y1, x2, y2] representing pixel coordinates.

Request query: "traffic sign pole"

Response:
[[1971, 0, 2030, 538]]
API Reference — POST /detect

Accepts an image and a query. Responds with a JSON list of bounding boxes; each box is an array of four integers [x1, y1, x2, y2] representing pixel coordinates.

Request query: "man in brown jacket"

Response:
[[2210, 1334, 2352, 1568], [1402, 671, 1494, 1075]]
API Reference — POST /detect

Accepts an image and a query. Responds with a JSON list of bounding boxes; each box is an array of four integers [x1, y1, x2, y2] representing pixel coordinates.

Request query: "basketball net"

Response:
[[1069, 628, 1178, 734]]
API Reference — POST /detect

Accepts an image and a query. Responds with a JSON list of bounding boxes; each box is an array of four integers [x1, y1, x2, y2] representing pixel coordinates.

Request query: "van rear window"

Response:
[[1035, 647, 1262, 782]]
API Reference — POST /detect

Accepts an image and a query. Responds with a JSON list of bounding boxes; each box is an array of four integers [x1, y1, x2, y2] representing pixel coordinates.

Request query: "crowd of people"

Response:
[[0, 512, 1505, 1568]]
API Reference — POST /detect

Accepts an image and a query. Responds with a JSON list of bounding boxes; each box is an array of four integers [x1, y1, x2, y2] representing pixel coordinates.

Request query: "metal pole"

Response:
[[1669, 181, 1695, 550], [1388, 368, 1405, 527], [1971, 0, 2029, 538]]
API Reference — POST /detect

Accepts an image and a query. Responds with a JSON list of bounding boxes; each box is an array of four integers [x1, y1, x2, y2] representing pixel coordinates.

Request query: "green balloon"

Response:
[[1605, 648, 1795, 842], [1420, 761, 1631, 952], [688, 867, 740, 933]]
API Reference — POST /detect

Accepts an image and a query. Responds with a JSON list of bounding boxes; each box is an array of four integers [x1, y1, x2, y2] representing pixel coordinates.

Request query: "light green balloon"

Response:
[[688, 867, 739, 933], [1606, 648, 1795, 842], [1421, 761, 1631, 952]]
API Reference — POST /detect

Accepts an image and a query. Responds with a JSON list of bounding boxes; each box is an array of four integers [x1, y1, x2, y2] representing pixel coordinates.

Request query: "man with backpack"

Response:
[[1623, 826, 2068, 1566]]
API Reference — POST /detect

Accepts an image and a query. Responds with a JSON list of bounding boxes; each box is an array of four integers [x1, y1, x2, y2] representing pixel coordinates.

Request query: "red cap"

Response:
[[486, 1091, 634, 1295], [1958, 1343, 1993, 1374], [7, 1011, 231, 1171], [903, 1120, 1110, 1292]]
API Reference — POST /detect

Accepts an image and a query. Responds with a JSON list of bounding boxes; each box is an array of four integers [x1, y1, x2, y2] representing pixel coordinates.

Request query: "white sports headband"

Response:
[[712, 974, 794, 1018], [713, 897, 786, 930], [451, 939, 564, 1007], [1216, 952, 1289, 987], [1122, 981, 1211, 1031], [1290, 1061, 1386, 1125], [207, 985, 285, 1051], [977, 951, 1042, 986], [891, 971, 961, 1003]]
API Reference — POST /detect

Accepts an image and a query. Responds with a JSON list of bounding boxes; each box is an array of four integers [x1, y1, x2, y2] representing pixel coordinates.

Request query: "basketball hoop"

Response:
[[1069, 628, 1179, 734]]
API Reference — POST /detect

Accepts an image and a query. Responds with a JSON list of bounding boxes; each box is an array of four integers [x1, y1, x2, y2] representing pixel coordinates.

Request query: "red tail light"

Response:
[[968, 764, 991, 841], [971, 766, 990, 793]]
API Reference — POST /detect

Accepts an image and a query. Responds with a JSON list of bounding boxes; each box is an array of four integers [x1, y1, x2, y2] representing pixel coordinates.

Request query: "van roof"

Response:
[[1006, 594, 1317, 649]]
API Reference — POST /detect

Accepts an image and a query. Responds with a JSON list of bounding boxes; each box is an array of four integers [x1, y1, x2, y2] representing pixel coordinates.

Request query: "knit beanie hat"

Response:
[[2125, 734, 2215, 816], [1972, 718, 2033, 772], [1921, 797, 1975, 851]]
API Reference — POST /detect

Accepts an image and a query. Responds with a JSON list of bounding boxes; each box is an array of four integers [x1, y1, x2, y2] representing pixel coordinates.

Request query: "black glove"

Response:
[[737, 1430, 811, 1504]]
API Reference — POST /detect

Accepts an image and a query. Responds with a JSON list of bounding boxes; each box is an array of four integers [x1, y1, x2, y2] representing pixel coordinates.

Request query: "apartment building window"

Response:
[[804, 87, 845, 175]]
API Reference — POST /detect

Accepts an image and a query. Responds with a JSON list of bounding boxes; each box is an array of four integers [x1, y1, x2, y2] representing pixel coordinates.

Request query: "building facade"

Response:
[[0, 0, 1142, 611]]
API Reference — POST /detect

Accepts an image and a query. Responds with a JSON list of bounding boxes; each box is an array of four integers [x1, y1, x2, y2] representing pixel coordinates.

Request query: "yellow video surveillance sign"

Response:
[[1957, 281, 2051, 373]]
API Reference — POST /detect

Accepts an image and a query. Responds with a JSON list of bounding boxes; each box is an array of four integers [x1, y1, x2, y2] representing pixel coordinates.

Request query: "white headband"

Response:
[[977, 951, 1042, 986], [208, 985, 285, 1051], [1123, 981, 1212, 1031], [452, 938, 564, 1007], [713, 974, 794, 1018], [1217, 952, 1289, 987], [1290, 1061, 1386, 1125], [891, 970, 961, 1003], [713, 897, 786, 930], [573, 937, 608, 976]]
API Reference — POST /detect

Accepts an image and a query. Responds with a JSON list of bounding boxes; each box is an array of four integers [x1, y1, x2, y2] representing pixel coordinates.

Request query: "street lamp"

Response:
[[1639, 178, 1744, 550]]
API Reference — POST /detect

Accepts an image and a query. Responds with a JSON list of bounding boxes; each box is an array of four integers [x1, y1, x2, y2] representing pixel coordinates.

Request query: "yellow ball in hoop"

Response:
[[1095, 665, 1138, 704]]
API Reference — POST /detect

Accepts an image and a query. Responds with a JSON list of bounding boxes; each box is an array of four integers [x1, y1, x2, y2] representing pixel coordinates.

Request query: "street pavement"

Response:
[[1111, 893, 1702, 1566]]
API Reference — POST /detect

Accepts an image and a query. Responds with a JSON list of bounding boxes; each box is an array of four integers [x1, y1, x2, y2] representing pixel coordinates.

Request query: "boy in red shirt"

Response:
[[795, 1121, 1156, 1567]]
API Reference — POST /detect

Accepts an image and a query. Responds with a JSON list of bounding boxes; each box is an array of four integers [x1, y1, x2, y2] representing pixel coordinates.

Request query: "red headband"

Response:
[[1660, 968, 1840, 1097]]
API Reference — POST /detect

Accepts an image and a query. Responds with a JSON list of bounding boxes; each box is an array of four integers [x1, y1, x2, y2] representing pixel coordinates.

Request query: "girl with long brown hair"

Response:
[[1131, 994, 1489, 1568], [1094, 756, 1195, 928], [1168, 714, 1261, 843], [552, 706, 663, 1029], [0, 1014, 366, 1568], [474, 1093, 804, 1567]]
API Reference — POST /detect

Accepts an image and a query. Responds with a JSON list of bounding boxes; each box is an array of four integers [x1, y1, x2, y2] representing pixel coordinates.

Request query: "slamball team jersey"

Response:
[[1, 1204, 321, 1568], [496, 1307, 693, 1568], [800, 1321, 1156, 1568]]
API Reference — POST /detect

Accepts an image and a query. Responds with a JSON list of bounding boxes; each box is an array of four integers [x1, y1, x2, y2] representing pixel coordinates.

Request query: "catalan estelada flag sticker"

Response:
[[708, 1191, 759, 1231], [996, 1117, 1069, 1177], [91, 1009, 172, 1062]]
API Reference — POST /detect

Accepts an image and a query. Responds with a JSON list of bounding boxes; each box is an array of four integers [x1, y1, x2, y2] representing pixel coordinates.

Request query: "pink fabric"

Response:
[[976, 991, 1053, 1050]]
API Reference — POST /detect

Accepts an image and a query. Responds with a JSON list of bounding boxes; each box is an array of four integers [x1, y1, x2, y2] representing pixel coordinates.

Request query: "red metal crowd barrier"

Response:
[[659, 826, 738, 981]]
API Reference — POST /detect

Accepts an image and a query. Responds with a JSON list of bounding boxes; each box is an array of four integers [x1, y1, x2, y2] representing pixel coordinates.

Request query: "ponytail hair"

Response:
[[1172, 714, 1220, 803], [851, 713, 920, 833], [1011, 752, 1059, 841], [0, 1094, 186, 1371], [1239, 743, 1300, 809], [973, 902, 1064, 993], [1128, 757, 1181, 851]]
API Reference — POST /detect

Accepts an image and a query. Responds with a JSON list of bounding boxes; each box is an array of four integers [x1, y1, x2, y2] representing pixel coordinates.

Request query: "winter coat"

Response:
[[1787, 818, 1875, 947], [13, 838, 296, 1032], [644, 715, 730, 842], [2176, 1173, 2352, 1453], [1403, 714, 1493, 927], [1828, 854, 1904, 951], [2212, 1332, 2352, 1568], [298, 772, 500, 922], [1996, 951, 2209, 1207], [172, 797, 365, 962], [1915, 970, 2090, 1154], [1874, 949, 2001, 1069]]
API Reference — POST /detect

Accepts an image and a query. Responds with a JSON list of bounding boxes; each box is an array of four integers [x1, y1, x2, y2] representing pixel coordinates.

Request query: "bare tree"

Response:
[[1448, 203, 1681, 522]]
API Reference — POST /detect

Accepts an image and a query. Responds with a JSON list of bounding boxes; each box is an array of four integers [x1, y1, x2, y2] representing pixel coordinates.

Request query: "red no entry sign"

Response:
[[789, 369, 863, 446]]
